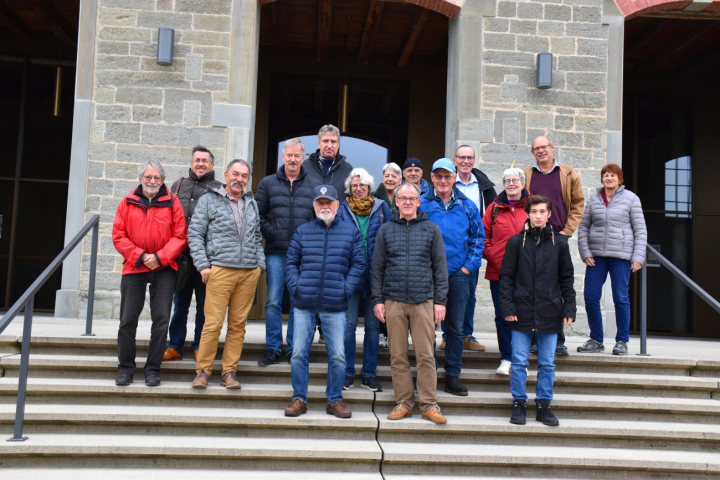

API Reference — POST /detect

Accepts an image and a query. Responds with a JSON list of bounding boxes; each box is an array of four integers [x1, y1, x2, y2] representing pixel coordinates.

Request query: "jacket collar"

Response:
[[315, 215, 340, 228], [128, 184, 172, 209], [187, 169, 217, 183], [471, 168, 496, 191], [522, 219, 555, 246], [309, 150, 347, 175], [277, 165, 308, 182], [595, 185, 625, 196], [425, 185, 468, 205], [390, 210, 428, 225], [495, 189, 530, 207], [209, 185, 254, 200]]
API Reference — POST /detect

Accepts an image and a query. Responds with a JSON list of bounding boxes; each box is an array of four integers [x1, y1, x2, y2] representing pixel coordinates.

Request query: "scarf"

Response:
[[347, 195, 375, 216]]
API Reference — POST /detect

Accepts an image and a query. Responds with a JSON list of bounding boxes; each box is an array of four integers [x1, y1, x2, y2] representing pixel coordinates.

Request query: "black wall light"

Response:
[[157, 27, 175, 66], [536, 53, 552, 89]]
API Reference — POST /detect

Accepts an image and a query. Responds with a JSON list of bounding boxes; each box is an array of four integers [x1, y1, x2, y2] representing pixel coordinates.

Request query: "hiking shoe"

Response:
[[439, 339, 446, 350], [192, 371, 209, 389], [326, 399, 352, 418], [163, 347, 182, 361], [343, 375, 354, 390], [115, 372, 133, 386], [145, 374, 161, 387], [577, 339, 605, 353], [379, 334, 388, 348], [258, 349, 280, 366], [464, 335, 486, 351], [421, 405, 447, 424], [221, 371, 241, 389], [536, 400, 559, 427], [285, 398, 307, 417], [194, 350, 199, 361], [361, 376, 383, 392], [444, 375, 468, 396], [510, 399, 527, 425], [529, 343, 538, 354], [612, 341, 628, 356], [387, 403, 412, 420], [496, 359, 511, 376], [555, 344, 569, 356]]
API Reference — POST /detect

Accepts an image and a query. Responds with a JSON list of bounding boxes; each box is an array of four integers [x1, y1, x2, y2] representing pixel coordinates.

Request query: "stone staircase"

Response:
[[0, 330, 719, 479]]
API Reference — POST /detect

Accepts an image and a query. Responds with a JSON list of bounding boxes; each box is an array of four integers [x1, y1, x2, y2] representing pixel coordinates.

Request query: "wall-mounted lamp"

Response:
[[536, 53, 552, 90], [157, 27, 175, 66]]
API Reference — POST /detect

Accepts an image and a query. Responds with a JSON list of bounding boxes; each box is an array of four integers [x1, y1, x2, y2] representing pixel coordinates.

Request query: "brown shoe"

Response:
[[387, 403, 413, 420], [163, 347, 183, 361], [464, 335, 486, 351], [194, 350, 199, 361], [285, 398, 307, 417], [439, 340, 446, 350], [421, 405, 447, 424], [192, 370, 209, 388], [221, 371, 241, 389], [326, 399, 352, 419]]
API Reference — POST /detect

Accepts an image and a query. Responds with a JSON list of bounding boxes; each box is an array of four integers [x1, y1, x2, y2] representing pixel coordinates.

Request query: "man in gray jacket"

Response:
[[188, 159, 265, 389], [164, 146, 222, 363]]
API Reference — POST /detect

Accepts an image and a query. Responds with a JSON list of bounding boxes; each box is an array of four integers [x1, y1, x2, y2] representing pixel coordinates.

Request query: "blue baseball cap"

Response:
[[431, 158, 456, 173], [313, 185, 338, 201]]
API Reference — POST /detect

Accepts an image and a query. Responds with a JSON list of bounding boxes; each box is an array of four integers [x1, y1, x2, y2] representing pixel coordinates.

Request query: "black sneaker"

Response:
[[510, 399, 527, 425], [444, 375, 468, 396], [612, 341, 628, 356], [529, 344, 538, 354], [343, 375, 354, 390], [535, 400, 559, 426], [115, 372, 133, 386], [258, 349, 280, 366], [361, 376, 383, 392], [555, 344, 569, 356], [577, 339, 605, 353], [145, 374, 161, 387]]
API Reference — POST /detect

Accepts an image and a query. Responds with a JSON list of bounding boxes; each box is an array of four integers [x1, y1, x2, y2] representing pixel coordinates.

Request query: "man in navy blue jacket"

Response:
[[284, 185, 366, 419]]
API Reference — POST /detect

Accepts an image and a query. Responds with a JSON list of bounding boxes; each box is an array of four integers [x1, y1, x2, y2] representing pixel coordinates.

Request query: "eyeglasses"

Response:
[[351, 184, 367, 190], [503, 178, 521, 185], [531, 144, 552, 152], [397, 196, 419, 203], [455, 156, 475, 162], [433, 174, 455, 181], [192, 158, 212, 165]]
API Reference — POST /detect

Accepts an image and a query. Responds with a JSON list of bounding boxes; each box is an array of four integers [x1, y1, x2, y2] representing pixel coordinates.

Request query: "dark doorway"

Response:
[[623, 16, 720, 337]]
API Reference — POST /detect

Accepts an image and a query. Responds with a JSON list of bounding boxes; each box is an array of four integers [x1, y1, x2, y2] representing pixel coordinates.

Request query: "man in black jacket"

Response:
[[305, 124, 353, 195], [255, 138, 321, 366], [371, 182, 449, 425], [499, 195, 576, 427], [164, 146, 222, 362]]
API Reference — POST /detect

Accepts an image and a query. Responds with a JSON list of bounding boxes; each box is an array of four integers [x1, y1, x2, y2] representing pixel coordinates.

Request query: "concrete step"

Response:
[[1, 470, 383, 480]]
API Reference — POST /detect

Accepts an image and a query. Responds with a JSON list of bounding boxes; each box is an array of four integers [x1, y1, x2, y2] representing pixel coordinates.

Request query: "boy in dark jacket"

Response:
[[499, 195, 576, 427]]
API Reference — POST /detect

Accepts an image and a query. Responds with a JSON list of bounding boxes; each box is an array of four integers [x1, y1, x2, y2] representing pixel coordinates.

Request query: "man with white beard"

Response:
[[283, 185, 366, 419]]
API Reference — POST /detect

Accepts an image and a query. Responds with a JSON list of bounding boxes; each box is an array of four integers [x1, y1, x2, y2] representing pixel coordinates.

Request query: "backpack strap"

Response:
[[174, 177, 184, 195], [488, 204, 501, 241]]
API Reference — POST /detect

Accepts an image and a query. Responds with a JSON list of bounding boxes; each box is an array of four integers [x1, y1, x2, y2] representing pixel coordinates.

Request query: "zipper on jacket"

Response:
[[289, 180, 295, 241], [319, 224, 330, 310], [405, 221, 410, 303]]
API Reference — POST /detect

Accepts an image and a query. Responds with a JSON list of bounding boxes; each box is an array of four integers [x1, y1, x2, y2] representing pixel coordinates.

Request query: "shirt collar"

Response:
[[456, 175, 478, 187], [533, 159, 560, 175]]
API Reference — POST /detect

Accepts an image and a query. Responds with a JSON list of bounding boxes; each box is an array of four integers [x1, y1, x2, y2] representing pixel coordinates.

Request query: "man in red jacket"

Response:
[[112, 159, 187, 387]]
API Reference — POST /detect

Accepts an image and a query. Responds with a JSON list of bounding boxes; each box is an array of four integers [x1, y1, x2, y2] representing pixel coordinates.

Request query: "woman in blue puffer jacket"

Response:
[[337, 168, 392, 393]]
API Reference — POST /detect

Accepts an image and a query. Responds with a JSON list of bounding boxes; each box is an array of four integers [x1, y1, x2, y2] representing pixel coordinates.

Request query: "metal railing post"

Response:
[[638, 260, 649, 356], [83, 220, 99, 337], [8, 296, 33, 442]]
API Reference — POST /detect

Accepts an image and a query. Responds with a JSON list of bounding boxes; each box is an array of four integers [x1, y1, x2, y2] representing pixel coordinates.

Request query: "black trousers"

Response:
[[118, 267, 176, 376]]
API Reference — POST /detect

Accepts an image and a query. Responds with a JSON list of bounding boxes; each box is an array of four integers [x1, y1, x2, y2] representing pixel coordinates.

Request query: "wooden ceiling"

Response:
[[260, 0, 449, 65], [0, 0, 79, 45]]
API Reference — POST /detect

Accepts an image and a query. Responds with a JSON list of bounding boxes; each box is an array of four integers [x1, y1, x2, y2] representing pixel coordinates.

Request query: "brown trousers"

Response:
[[386, 299, 437, 412], [196, 265, 261, 376]]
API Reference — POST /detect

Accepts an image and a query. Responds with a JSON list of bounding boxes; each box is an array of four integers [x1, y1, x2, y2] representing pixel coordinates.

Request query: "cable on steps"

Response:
[[370, 391, 386, 480]]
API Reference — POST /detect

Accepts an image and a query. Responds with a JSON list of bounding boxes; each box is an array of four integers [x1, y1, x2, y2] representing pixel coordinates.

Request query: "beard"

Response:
[[317, 210, 336, 224]]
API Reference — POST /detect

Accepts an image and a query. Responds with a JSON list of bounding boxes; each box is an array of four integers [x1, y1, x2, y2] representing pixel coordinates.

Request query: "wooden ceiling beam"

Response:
[[26, 0, 77, 45], [0, 1, 32, 42], [316, 0, 333, 62], [397, 7, 430, 67], [271, 0, 287, 57], [358, 1, 384, 64]]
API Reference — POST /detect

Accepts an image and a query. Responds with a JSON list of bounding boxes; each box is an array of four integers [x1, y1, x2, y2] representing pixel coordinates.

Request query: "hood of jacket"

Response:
[[494, 188, 531, 208]]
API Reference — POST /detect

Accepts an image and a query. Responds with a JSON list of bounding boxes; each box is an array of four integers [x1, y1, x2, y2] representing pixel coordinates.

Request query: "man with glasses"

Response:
[[523, 136, 585, 356], [419, 159, 484, 396], [371, 182, 449, 424], [164, 146, 222, 363], [447, 145, 497, 352]]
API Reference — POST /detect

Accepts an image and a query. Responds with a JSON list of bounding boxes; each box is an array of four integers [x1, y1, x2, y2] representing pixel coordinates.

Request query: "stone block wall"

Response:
[[79, 0, 235, 319], [470, 0, 612, 336]]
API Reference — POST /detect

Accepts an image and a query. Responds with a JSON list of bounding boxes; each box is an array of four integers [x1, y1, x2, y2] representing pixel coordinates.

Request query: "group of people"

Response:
[[111, 124, 647, 428]]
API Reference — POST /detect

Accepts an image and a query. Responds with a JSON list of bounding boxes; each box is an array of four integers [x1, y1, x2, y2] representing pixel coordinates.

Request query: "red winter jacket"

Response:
[[112, 184, 187, 276], [482, 189, 532, 281]]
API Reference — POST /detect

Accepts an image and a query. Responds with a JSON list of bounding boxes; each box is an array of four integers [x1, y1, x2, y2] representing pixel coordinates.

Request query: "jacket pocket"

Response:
[[537, 295, 563, 319]]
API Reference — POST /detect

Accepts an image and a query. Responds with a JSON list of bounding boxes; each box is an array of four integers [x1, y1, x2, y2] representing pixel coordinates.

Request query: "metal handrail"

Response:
[[1, 214, 100, 441], [639, 245, 720, 356]]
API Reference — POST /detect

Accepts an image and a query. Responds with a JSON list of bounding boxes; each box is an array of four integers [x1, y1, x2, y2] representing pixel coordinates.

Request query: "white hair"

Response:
[[382, 163, 402, 178], [318, 124, 340, 141], [502, 167, 526, 185], [345, 168, 375, 196], [138, 159, 165, 180], [394, 182, 420, 198], [282, 138, 305, 157]]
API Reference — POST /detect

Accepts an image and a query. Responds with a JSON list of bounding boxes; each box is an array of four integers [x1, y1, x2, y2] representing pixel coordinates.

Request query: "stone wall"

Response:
[[78, 0, 235, 319]]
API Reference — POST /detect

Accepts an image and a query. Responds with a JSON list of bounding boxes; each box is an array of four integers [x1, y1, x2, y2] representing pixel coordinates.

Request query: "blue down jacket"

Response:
[[336, 197, 392, 294], [285, 216, 366, 312]]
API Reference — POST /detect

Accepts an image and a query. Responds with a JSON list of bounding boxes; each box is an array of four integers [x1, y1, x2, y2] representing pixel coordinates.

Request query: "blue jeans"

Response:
[[443, 270, 471, 377], [344, 290, 380, 377], [490, 280, 512, 361], [265, 254, 294, 356], [511, 330, 557, 402], [291, 308, 346, 404], [167, 265, 206, 355], [441, 269, 478, 340], [584, 256, 631, 343]]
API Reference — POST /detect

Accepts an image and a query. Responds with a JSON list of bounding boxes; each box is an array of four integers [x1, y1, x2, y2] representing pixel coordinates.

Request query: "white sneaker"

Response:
[[379, 334, 388, 348], [496, 360, 511, 376]]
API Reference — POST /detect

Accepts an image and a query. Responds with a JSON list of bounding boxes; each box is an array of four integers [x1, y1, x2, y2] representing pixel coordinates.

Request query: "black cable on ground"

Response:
[[370, 392, 386, 480]]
